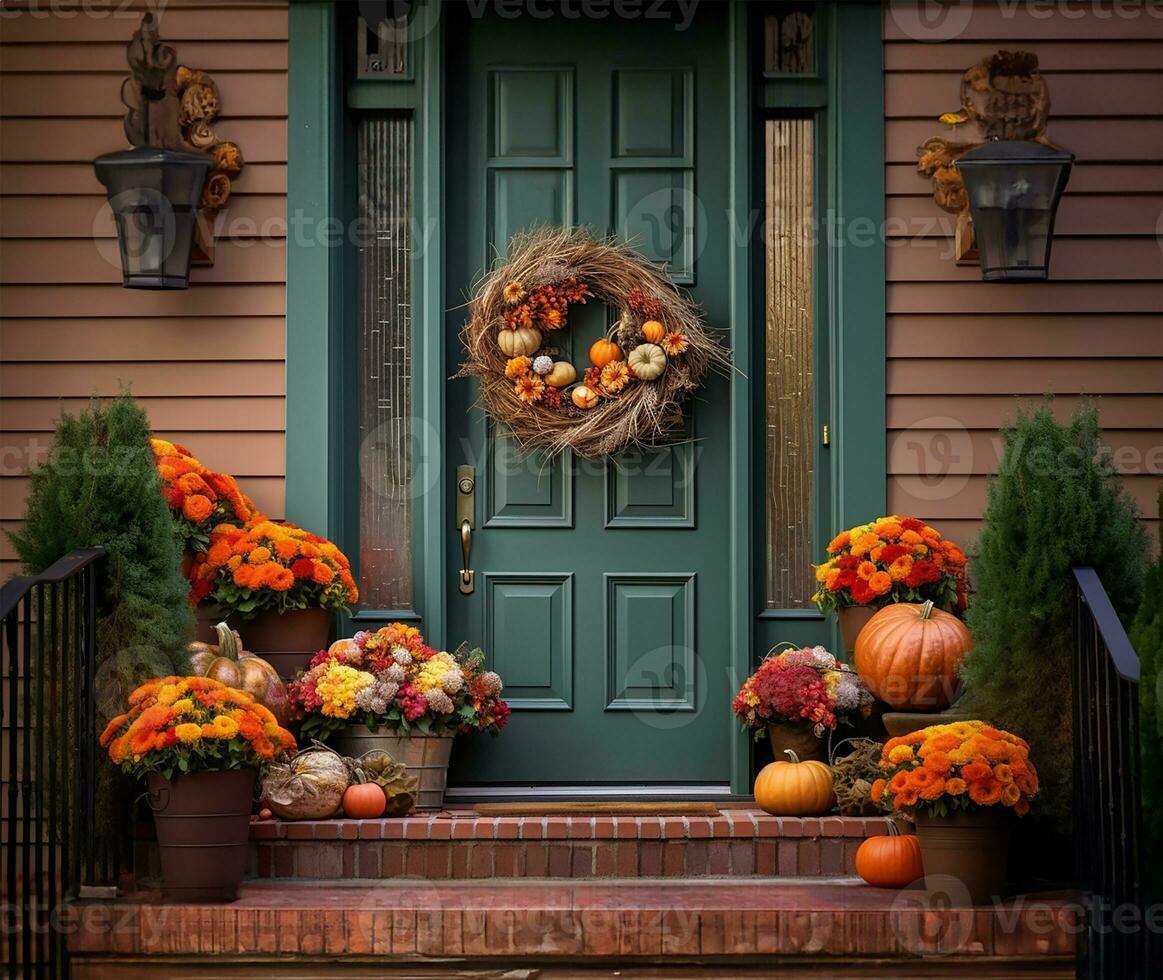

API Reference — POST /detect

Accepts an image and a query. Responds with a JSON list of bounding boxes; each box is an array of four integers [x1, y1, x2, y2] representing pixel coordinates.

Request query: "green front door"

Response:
[[444, 4, 735, 787]]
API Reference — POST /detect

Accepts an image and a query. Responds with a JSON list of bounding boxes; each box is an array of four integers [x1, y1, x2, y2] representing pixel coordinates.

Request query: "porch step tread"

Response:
[[67, 879, 1079, 961]]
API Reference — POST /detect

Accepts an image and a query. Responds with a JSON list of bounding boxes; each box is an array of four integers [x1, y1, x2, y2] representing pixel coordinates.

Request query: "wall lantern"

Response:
[[956, 140, 1074, 282], [95, 148, 211, 290], [916, 50, 1072, 281], [93, 13, 243, 290]]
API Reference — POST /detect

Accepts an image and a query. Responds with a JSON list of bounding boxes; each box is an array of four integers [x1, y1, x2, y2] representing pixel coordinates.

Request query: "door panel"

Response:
[[445, 4, 732, 786]]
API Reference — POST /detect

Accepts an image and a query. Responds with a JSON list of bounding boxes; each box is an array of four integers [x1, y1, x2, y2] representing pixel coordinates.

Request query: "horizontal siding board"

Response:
[[887, 282, 1163, 314], [885, 40, 1163, 72], [887, 119, 1162, 163], [0, 119, 287, 163], [887, 71, 1163, 118], [0, 397, 285, 432], [0, 361, 285, 397], [0, 318, 287, 361], [885, 194, 1163, 237], [0, 5, 288, 43], [0, 238, 287, 284], [887, 162, 1163, 195], [0, 39, 288, 72], [888, 315, 1163, 358], [0, 71, 287, 119], [1, 476, 286, 521], [1, 284, 286, 317], [888, 358, 1163, 395], [884, 5, 1163, 41], [0, 194, 287, 239], [888, 428, 1162, 474], [886, 237, 1163, 282], [890, 474, 1161, 519], [887, 394, 1163, 430], [0, 162, 287, 196]]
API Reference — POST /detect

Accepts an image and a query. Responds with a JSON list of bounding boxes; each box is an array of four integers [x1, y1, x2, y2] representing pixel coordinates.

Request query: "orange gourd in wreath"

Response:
[[589, 337, 623, 369], [855, 825, 924, 889], [753, 749, 835, 816], [641, 319, 665, 343], [342, 775, 387, 819], [854, 600, 972, 710], [187, 622, 290, 724]]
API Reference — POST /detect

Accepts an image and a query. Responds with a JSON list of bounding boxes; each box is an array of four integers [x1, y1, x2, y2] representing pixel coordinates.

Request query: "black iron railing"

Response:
[[1, 547, 106, 979], [1072, 565, 1152, 980]]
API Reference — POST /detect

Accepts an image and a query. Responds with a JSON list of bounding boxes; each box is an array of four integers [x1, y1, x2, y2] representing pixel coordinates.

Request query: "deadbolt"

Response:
[[458, 475, 475, 495]]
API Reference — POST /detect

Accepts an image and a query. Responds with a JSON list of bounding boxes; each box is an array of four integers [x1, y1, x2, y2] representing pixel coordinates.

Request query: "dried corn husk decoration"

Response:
[[352, 749, 418, 816], [261, 742, 350, 820], [829, 737, 887, 817]]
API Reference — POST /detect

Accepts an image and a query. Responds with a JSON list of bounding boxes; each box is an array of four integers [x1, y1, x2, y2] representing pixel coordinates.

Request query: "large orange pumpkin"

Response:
[[854, 600, 972, 710], [855, 829, 924, 888], [188, 622, 290, 724], [753, 749, 835, 816]]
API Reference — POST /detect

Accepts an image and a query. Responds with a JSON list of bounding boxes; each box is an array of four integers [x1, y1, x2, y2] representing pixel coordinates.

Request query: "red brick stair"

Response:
[[238, 807, 893, 881], [66, 878, 1078, 976]]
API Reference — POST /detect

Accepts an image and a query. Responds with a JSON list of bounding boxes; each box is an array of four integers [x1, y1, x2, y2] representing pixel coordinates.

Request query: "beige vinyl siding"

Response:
[[883, 2, 1163, 548], [0, 0, 289, 580]]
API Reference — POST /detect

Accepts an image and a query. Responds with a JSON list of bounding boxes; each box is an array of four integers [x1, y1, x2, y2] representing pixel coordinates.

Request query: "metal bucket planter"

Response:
[[330, 727, 453, 810], [146, 768, 255, 902], [914, 807, 1011, 905], [196, 607, 331, 680]]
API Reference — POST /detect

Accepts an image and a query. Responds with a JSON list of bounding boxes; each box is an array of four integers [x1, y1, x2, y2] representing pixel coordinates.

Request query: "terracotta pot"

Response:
[[766, 721, 826, 763], [837, 605, 877, 659], [146, 768, 255, 902], [914, 807, 1011, 905], [329, 728, 453, 810], [206, 607, 332, 679]]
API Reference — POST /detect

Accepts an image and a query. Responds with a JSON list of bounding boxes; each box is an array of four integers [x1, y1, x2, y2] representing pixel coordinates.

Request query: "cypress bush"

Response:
[[960, 400, 1147, 832], [7, 393, 192, 713], [1130, 489, 1162, 900]]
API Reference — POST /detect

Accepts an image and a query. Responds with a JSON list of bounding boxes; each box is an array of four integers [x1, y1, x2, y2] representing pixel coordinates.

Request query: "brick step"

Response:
[[66, 879, 1078, 975], [233, 809, 895, 881]]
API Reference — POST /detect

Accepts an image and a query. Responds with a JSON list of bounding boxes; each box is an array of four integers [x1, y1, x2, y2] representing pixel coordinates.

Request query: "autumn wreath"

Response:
[[458, 226, 731, 458]]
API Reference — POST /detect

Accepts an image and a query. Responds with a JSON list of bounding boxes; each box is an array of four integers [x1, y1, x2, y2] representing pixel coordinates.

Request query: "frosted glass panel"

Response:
[[358, 116, 413, 610], [765, 118, 815, 609]]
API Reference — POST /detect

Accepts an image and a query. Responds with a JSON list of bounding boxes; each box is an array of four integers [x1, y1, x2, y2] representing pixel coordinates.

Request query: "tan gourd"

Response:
[[544, 361, 577, 387], [572, 385, 599, 409], [627, 343, 667, 381], [498, 326, 542, 358]]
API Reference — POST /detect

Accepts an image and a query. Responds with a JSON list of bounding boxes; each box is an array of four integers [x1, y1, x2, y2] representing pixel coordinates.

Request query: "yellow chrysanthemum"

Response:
[[211, 715, 240, 739], [174, 723, 202, 744], [170, 698, 195, 716], [888, 744, 915, 764]]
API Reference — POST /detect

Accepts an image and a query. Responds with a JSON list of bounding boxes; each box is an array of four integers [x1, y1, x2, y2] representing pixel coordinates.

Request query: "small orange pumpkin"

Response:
[[753, 749, 835, 816], [572, 384, 600, 409], [589, 337, 623, 368], [855, 825, 924, 888], [342, 777, 387, 819], [641, 319, 665, 343], [854, 599, 972, 710], [187, 623, 290, 724]]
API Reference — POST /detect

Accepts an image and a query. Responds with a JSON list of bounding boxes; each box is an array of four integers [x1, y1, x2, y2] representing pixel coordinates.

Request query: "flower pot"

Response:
[[766, 721, 826, 762], [882, 710, 971, 739], [914, 807, 1011, 905], [196, 607, 331, 679], [330, 727, 453, 810], [146, 768, 255, 902], [837, 605, 876, 659]]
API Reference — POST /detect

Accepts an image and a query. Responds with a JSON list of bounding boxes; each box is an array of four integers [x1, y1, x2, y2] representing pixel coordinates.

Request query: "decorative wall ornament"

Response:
[[916, 50, 1063, 264], [457, 227, 731, 459], [114, 12, 243, 264]]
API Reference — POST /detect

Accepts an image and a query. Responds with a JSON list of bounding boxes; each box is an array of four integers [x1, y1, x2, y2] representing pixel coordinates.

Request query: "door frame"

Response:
[[285, 0, 885, 795]]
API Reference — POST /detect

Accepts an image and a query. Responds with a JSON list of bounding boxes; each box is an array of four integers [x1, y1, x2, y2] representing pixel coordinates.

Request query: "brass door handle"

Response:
[[459, 519, 474, 594]]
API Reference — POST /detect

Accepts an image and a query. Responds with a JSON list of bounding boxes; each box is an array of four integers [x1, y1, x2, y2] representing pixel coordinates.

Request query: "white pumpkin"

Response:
[[498, 326, 542, 358], [544, 361, 577, 387], [628, 343, 666, 381]]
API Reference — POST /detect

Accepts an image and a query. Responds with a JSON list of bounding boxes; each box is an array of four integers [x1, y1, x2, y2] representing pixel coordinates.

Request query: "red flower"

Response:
[[291, 558, 316, 579], [900, 517, 925, 531], [905, 559, 942, 588], [877, 543, 910, 564]]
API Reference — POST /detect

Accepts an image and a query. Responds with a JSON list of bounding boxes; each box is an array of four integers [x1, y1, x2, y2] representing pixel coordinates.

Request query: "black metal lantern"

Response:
[[956, 140, 1074, 282], [94, 147, 212, 290]]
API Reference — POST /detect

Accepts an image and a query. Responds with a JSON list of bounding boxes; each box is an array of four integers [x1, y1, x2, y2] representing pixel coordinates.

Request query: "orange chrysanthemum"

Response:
[[514, 375, 545, 403], [502, 280, 526, 305], [600, 361, 631, 393], [660, 331, 688, 356], [505, 356, 532, 379]]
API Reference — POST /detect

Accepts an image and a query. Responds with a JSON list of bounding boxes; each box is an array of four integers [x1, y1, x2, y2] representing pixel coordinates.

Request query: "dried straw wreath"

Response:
[[457, 226, 731, 458]]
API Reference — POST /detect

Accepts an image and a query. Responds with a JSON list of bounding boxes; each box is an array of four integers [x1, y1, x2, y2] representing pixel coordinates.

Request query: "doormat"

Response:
[[473, 802, 721, 816]]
